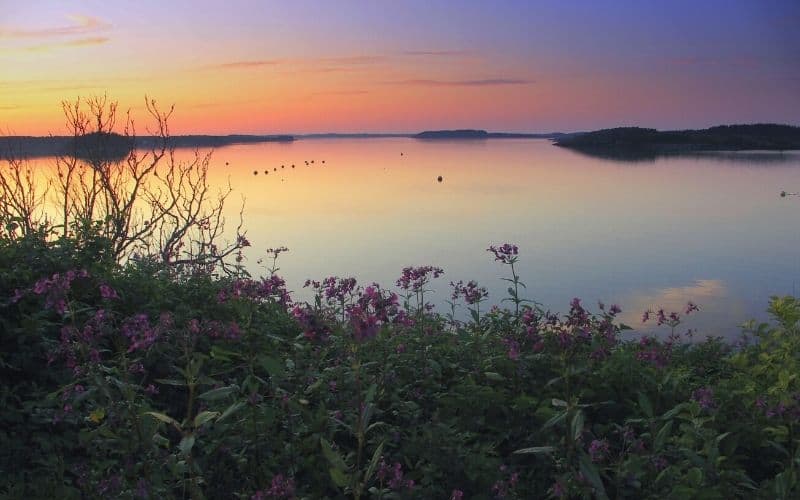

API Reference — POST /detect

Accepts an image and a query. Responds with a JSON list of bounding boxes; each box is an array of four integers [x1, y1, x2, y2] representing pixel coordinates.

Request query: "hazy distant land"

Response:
[[414, 129, 566, 139], [0, 134, 294, 158], [3, 125, 800, 159]]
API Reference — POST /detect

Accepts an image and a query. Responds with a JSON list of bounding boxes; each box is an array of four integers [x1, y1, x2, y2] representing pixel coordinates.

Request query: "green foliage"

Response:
[[1, 232, 800, 499]]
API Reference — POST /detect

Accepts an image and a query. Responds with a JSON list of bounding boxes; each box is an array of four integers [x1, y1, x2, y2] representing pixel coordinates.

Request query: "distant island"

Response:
[[0, 134, 294, 158], [414, 129, 565, 140], [555, 124, 800, 158]]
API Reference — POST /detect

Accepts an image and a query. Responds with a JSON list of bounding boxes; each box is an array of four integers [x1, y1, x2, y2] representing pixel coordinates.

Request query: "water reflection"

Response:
[[560, 146, 800, 164], [19, 138, 800, 340]]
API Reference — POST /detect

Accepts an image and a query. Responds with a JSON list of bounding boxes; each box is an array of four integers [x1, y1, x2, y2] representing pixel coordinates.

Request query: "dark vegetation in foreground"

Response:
[[555, 124, 800, 160], [2, 234, 800, 499], [2, 96, 800, 499]]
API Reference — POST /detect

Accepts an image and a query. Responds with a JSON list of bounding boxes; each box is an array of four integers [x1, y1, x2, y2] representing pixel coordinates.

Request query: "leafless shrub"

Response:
[[0, 94, 248, 274]]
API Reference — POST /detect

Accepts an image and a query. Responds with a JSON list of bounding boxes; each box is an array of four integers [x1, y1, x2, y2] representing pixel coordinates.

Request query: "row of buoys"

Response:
[[240, 156, 442, 183], [249, 160, 327, 176]]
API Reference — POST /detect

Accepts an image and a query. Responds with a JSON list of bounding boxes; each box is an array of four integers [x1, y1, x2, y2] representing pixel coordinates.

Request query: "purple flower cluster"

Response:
[[487, 243, 518, 264], [502, 337, 521, 361], [53, 308, 109, 374], [588, 438, 611, 463], [251, 474, 295, 499], [396, 266, 444, 293], [757, 394, 800, 421], [635, 336, 672, 369], [450, 279, 488, 305], [187, 318, 243, 341], [122, 312, 173, 352], [19, 269, 90, 315], [348, 284, 400, 341], [305, 276, 359, 305], [491, 465, 519, 499], [291, 305, 333, 341], [450, 489, 465, 500], [692, 386, 716, 411], [642, 302, 698, 327], [265, 246, 288, 259], [377, 459, 415, 490], [217, 276, 291, 307], [534, 298, 620, 357]]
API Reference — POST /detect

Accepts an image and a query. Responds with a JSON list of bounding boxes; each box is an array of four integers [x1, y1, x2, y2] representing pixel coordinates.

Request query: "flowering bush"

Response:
[[1, 237, 799, 499]]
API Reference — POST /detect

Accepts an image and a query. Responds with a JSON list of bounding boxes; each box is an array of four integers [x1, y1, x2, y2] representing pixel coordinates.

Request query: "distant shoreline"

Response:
[[0, 135, 294, 158], [554, 124, 800, 159], [0, 130, 562, 158]]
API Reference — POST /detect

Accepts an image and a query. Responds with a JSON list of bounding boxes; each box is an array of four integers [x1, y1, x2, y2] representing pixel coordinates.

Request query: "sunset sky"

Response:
[[1, 0, 799, 135]]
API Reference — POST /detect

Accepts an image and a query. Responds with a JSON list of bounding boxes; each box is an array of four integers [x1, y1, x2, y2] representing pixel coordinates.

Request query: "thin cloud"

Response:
[[317, 55, 387, 65], [390, 78, 533, 87], [212, 59, 283, 69], [402, 50, 472, 57], [0, 14, 110, 39], [26, 36, 110, 52], [311, 90, 369, 96]]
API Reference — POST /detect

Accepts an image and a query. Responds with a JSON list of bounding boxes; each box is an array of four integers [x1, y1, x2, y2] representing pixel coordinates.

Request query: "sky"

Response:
[[1, 0, 799, 135]]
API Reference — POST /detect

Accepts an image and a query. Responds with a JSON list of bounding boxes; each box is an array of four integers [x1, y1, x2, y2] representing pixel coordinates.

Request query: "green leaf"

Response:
[[514, 446, 556, 455], [571, 410, 585, 441], [687, 467, 703, 486], [145, 411, 180, 430], [552, 398, 568, 407], [154, 378, 186, 387], [304, 379, 323, 394], [362, 403, 375, 430], [579, 453, 608, 499], [152, 433, 170, 447], [485, 372, 505, 382], [198, 385, 238, 401], [258, 355, 285, 377], [542, 411, 567, 430], [364, 441, 385, 483], [655, 421, 672, 451], [638, 392, 653, 419], [329, 467, 350, 488], [365, 383, 377, 405], [217, 401, 245, 423], [193, 411, 220, 428], [321, 438, 349, 472], [179, 435, 195, 456]]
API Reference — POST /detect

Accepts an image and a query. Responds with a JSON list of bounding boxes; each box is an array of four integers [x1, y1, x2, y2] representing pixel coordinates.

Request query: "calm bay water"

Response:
[[33, 139, 800, 338]]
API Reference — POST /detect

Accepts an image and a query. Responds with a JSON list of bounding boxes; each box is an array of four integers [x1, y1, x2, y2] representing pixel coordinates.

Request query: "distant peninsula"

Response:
[[414, 129, 565, 140], [554, 124, 800, 157], [0, 134, 294, 158]]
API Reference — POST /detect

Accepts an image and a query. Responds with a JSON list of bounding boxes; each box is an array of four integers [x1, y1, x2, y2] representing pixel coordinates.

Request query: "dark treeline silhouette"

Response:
[[0, 134, 294, 158], [555, 124, 800, 159]]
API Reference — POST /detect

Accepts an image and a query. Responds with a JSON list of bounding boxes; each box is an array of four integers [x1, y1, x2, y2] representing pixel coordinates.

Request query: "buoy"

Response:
[[253, 171, 258, 175], [437, 176, 443, 182]]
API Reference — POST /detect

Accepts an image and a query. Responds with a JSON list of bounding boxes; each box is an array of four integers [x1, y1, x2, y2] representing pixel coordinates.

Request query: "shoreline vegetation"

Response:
[[0, 134, 294, 158], [5, 124, 800, 159], [555, 124, 800, 160]]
